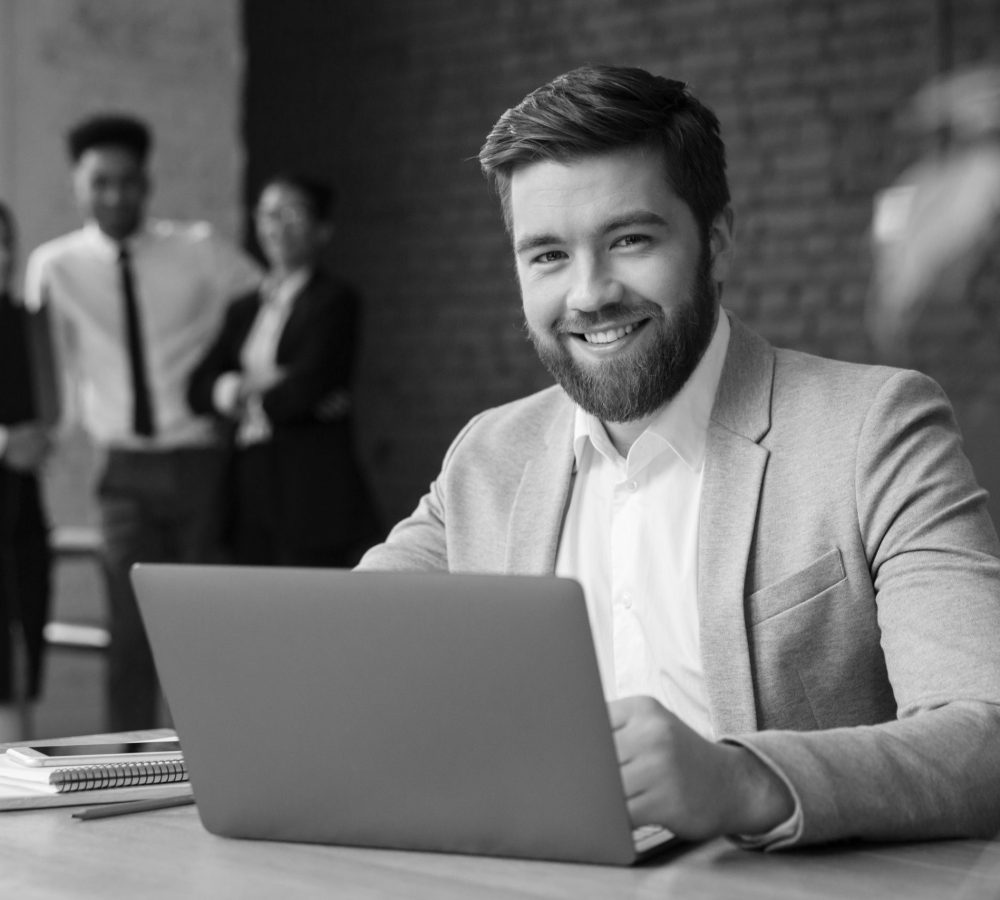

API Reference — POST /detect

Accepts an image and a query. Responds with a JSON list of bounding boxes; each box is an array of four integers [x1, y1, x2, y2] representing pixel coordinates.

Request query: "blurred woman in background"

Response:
[[188, 174, 381, 567]]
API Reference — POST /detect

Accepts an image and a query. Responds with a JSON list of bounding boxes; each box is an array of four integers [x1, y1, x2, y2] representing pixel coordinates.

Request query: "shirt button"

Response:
[[626, 480, 638, 491], [621, 592, 633, 609]]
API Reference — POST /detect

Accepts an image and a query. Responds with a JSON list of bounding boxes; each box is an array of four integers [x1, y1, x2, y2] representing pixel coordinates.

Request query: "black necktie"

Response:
[[118, 246, 155, 436]]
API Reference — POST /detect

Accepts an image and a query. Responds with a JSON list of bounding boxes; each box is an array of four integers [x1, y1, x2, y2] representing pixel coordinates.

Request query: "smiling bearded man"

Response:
[[357, 65, 1000, 851]]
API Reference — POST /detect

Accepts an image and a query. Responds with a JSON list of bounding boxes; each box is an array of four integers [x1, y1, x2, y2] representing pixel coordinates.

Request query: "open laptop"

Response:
[[132, 564, 678, 865]]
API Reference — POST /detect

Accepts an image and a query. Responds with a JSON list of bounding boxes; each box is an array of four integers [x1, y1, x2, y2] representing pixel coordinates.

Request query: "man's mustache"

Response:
[[551, 301, 665, 334]]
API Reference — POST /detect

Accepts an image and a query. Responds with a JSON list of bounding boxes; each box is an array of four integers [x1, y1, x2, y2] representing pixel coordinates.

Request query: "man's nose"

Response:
[[100, 186, 126, 206], [566, 257, 623, 311]]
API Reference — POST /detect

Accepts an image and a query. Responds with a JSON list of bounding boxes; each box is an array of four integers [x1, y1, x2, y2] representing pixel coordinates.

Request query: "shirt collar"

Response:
[[571, 309, 731, 472], [83, 219, 153, 258], [262, 267, 312, 310]]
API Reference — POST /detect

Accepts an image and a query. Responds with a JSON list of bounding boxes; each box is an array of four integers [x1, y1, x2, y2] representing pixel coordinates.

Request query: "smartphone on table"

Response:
[[5, 738, 183, 767]]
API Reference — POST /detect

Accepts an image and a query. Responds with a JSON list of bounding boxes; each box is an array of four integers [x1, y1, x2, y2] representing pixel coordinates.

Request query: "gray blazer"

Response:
[[359, 311, 1000, 845]]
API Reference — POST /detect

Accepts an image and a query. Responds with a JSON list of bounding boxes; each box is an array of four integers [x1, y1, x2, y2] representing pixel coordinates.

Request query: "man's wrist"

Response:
[[718, 743, 795, 836]]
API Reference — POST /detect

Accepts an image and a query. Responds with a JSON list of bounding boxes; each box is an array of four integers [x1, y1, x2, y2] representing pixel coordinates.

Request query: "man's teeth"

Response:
[[583, 323, 636, 345]]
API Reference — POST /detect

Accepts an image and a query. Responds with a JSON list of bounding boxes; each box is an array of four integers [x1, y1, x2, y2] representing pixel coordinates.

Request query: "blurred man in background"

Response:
[[25, 114, 261, 730]]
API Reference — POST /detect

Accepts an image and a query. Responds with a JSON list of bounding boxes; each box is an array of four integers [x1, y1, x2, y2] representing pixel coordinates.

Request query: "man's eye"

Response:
[[613, 234, 648, 248], [533, 250, 566, 264]]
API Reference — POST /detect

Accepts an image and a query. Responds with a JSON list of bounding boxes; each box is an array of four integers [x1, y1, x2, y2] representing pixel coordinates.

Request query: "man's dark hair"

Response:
[[66, 114, 152, 164], [479, 65, 730, 238], [260, 173, 339, 222]]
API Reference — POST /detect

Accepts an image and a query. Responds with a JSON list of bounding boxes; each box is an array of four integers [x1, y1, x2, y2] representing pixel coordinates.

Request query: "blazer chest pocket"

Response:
[[747, 548, 846, 626]]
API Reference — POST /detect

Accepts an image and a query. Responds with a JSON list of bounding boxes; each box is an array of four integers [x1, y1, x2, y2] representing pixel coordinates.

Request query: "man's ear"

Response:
[[708, 207, 735, 283]]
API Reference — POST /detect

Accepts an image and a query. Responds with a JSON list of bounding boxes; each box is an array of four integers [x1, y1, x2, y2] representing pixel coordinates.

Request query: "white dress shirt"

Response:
[[555, 313, 730, 739], [24, 219, 261, 449], [556, 314, 803, 845]]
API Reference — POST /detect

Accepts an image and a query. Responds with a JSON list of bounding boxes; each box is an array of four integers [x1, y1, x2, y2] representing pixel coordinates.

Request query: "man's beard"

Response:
[[526, 250, 718, 423]]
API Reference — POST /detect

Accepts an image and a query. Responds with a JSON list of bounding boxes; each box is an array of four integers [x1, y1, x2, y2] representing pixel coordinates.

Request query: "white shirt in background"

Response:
[[23, 219, 262, 449]]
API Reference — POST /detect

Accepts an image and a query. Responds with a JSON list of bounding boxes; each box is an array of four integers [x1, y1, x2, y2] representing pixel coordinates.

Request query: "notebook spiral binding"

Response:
[[50, 760, 189, 793]]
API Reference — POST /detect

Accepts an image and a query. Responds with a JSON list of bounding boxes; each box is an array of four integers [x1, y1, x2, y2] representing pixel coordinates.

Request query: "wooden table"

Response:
[[2, 734, 999, 899], [1, 799, 999, 898]]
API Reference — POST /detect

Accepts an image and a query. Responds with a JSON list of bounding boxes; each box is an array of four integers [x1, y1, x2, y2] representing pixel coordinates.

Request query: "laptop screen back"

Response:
[[133, 564, 649, 865]]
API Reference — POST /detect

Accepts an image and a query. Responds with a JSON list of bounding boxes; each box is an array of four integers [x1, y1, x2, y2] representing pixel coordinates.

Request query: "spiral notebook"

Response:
[[0, 755, 191, 813], [133, 564, 680, 866], [0, 753, 188, 793]]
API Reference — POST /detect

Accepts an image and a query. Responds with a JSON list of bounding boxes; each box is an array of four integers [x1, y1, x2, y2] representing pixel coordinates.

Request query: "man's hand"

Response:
[[3, 422, 52, 472], [609, 695, 794, 841]]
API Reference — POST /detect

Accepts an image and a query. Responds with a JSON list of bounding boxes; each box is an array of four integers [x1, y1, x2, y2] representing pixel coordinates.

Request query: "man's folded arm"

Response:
[[729, 702, 1000, 845]]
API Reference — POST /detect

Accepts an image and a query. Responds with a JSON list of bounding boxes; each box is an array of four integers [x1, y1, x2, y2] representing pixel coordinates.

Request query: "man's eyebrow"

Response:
[[513, 233, 561, 256], [602, 210, 669, 232], [513, 210, 669, 256]]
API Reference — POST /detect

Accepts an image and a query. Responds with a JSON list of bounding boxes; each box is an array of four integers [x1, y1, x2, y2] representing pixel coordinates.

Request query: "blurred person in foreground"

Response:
[[24, 114, 261, 730], [358, 65, 1000, 848], [0, 201, 52, 741], [868, 65, 1000, 356], [188, 174, 381, 566]]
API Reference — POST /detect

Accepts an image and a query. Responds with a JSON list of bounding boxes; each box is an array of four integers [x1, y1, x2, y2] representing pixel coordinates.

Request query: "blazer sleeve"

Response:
[[355, 413, 490, 572], [732, 370, 1000, 846], [187, 296, 254, 416], [260, 277, 360, 424]]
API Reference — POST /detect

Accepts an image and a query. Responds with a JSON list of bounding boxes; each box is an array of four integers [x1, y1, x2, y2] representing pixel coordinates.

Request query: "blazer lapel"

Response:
[[504, 396, 576, 574], [274, 272, 317, 360], [233, 292, 264, 349], [699, 314, 775, 736]]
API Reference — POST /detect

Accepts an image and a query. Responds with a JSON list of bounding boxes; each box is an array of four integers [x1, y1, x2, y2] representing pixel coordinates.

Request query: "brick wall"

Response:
[[244, 0, 1000, 525]]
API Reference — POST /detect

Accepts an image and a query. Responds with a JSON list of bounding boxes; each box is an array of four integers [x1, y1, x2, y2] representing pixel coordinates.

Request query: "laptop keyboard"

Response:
[[632, 824, 675, 853]]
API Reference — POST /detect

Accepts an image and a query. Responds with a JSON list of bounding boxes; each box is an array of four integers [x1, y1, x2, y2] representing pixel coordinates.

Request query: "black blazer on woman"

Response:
[[188, 270, 381, 563]]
